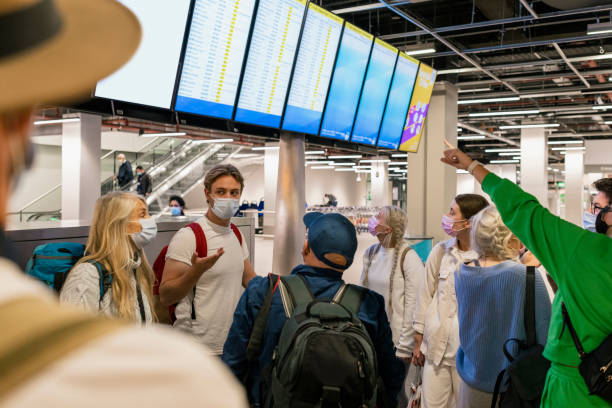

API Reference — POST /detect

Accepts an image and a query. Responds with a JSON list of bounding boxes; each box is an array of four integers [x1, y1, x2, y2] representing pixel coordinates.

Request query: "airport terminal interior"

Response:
[[3, 0, 612, 407]]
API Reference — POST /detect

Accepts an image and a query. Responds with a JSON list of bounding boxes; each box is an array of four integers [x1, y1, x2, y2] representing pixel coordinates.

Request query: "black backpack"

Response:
[[249, 274, 381, 408], [491, 266, 551, 408]]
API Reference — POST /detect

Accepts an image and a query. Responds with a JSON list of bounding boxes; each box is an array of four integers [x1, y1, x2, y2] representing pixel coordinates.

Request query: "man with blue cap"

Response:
[[223, 212, 405, 406]]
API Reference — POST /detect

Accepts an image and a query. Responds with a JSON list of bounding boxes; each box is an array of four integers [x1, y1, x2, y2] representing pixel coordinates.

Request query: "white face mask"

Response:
[[583, 211, 597, 232], [130, 217, 157, 249], [211, 196, 240, 220]]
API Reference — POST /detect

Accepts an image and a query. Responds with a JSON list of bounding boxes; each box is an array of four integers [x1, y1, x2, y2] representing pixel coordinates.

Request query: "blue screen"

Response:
[[174, 0, 256, 118], [281, 3, 343, 135], [377, 53, 419, 149], [319, 23, 373, 141], [351, 39, 397, 146]]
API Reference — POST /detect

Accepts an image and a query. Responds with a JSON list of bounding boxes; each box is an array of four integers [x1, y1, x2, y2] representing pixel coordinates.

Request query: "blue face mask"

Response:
[[583, 211, 597, 232], [170, 206, 182, 216]]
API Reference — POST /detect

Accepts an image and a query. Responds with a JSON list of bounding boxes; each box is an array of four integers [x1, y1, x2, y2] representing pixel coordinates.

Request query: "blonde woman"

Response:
[[60, 192, 157, 324], [361, 206, 425, 406], [455, 206, 551, 408]]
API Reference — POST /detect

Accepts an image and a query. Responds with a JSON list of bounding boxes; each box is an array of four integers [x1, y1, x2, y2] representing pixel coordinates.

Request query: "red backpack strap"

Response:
[[188, 222, 207, 258], [230, 223, 243, 246]]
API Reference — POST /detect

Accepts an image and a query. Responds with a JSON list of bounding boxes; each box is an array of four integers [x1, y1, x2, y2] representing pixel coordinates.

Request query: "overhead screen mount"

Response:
[[92, 0, 437, 153]]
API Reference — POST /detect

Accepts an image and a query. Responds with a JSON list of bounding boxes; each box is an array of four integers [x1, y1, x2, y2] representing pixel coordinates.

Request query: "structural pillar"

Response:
[[370, 160, 389, 207], [272, 133, 305, 276], [520, 127, 548, 207], [406, 81, 457, 242], [565, 150, 584, 226], [61, 113, 101, 221], [263, 142, 279, 235]]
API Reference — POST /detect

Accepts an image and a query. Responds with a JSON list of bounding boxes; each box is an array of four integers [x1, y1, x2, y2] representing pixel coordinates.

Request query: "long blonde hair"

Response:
[[76, 192, 156, 321], [362, 205, 407, 317], [470, 206, 520, 262]]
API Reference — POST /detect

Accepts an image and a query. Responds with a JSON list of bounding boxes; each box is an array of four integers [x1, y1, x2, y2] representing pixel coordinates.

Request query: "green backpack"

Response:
[[263, 275, 381, 408]]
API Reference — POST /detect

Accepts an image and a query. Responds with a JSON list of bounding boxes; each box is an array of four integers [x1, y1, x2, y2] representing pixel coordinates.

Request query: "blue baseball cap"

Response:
[[303, 212, 358, 270]]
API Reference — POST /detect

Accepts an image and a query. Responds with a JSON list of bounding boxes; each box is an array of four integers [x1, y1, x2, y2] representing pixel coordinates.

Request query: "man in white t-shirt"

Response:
[[0, 1, 246, 406], [160, 164, 256, 353]]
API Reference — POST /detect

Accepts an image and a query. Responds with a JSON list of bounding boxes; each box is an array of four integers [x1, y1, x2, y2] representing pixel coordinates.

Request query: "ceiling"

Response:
[[320, 0, 612, 164]]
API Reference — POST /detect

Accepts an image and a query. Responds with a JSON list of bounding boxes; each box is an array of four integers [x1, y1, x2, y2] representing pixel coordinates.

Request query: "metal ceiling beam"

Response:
[[455, 69, 612, 86], [457, 122, 519, 146], [519, 0, 539, 19], [330, 0, 412, 14], [552, 43, 591, 89], [376, 0, 520, 94], [378, 4, 612, 40]]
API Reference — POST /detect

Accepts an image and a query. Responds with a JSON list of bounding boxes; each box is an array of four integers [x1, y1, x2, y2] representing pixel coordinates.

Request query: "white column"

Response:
[[520, 128, 548, 207], [370, 160, 389, 207], [61, 113, 101, 221], [565, 150, 584, 226], [263, 142, 279, 235]]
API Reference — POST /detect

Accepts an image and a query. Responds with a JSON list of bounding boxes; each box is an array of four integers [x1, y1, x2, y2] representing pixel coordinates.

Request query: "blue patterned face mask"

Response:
[[583, 211, 597, 232]]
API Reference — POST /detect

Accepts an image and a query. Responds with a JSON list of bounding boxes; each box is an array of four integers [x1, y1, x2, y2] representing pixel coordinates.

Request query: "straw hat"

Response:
[[0, 0, 141, 112]]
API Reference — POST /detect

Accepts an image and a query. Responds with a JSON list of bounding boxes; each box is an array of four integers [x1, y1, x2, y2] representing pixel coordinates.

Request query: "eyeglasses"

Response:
[[592, 203, 605, 214]]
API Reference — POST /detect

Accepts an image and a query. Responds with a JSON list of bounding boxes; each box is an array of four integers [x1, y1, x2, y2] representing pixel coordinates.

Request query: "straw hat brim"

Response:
[[0, 0, 141, 112]]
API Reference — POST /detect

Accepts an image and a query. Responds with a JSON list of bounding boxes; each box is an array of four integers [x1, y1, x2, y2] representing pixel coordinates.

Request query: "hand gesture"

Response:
[[440, 139, 473, 171], [191, 248, 224, 274], [412, 333, 425, 366]]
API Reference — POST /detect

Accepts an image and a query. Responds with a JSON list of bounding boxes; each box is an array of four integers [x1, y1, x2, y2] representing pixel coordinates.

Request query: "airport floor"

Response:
[[252, 233, 380, 285]]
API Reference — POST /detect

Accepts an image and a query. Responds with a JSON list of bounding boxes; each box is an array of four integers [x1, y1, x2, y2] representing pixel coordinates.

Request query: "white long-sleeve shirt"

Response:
[[412, 238, 477, 367], [361, 243, 424, 357]]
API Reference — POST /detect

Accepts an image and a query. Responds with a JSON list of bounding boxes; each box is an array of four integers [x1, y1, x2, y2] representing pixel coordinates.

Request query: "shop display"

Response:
[[175, 0, 257, 119], [377, 53, 419, 150], [94, 0, 191, 108], [319, 23, 373, 141], [351, 39, 398, 146], [234, 0, 307, 128], [281, 2, 343, 135], [307, 206, 381, 234], [399, 63, 437, 153]]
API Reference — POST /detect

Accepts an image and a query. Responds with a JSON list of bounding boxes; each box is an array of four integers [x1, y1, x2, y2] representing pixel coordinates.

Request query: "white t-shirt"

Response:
[[165, 216, 249, 354], [0, 257, 247, 408]]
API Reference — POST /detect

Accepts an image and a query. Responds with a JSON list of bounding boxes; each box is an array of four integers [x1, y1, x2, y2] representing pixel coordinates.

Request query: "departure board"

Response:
[[95, 0, 190, 108], [234, 0, 307, 128], [175, 0, 256, 119], [281, 3, 343, 135], [399, 63, 437, 152], [319, 23, 373, 141], [351, 39, 398, 146], [377, 53, 419, 150]]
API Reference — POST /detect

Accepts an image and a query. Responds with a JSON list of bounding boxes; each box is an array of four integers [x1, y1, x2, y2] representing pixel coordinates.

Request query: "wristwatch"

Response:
[[467, 160, 483, 175]]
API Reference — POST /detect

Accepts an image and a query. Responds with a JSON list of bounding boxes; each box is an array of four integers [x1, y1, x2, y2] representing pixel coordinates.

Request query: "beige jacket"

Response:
[[412, 238, 477, 366]]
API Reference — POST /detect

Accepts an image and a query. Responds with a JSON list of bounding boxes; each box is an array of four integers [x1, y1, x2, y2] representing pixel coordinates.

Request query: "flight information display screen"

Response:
[[350, 39, 398, 146], [174, 0, 256, 119], [319, 23, 373, 141], [399, 63, 437, 152], [281, 3, 343, 135], [377, 53, 419, 150], [234, 0, 307, 128], [94, 0, 191, 109]]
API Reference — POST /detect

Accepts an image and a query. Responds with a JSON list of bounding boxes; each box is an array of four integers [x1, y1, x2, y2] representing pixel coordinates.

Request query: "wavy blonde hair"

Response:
[[470, 206, 520, 261], [362, 205, 407, 317], [76, 192, 156, 321]]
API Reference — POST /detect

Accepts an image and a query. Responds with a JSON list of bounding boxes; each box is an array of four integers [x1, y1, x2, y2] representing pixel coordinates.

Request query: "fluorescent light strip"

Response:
[[391, 153, 408, 158], [329, 154, 362, 159], [311, 166, 334, 170], [305, 150, 325, 155], [457, 127, 462, 132], [468, 109, 540, 117], [457, 97, 520, 105], [485, 148, 521, 153], [498, 152, 522, 156], [547, 140, 583, 145], [388, 162, 407, 166], [605, 121, 612, 125], [305, 161, 333, 165], [404, 48, 436, 56], [457, 135, 486, 140], [355, 170, 371, 173], [593, 105, 612, 110], [141, 132, 186, 137], [334, 168, 355, 172], [33, 118, 80, 125], [333, 162, 356, 166], [252, 146, 280, 151], [458, 87, 491, 93], [193, 138, 234, 144], [512, 156, 521, 160], [490, 160, 520, 164], [587, 22, 612, 35], [551, 147, 585, 151], [499, 124, 559, 129], [360, 159, 391, 163]]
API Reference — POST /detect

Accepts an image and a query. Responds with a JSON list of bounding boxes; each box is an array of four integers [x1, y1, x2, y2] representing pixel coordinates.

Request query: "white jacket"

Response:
[[412, 238, 477, 366], [361, 243, 425, 357]]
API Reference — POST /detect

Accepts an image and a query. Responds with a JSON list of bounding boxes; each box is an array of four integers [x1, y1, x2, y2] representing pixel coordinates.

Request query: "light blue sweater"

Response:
[[455, 261, 551, 392]]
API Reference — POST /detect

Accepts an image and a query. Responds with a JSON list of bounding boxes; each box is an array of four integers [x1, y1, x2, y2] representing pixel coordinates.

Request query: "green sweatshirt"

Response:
[[482, 173, 612, 367]]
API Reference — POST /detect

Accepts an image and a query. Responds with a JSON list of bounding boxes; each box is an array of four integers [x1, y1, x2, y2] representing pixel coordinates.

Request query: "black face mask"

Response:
[[595, 206, 611, 234]]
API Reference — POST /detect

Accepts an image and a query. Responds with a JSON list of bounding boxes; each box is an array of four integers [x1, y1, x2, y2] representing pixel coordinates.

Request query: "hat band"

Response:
[[0, 0, 63, 60]]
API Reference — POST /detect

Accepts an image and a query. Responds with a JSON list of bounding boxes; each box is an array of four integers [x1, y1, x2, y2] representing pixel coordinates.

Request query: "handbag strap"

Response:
[[525, 266, 537, 347], [561, 302, 586, 358]]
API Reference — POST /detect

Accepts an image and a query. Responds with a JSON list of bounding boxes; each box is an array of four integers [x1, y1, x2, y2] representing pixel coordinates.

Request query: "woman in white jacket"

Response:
[[360, 206, 424, 407]]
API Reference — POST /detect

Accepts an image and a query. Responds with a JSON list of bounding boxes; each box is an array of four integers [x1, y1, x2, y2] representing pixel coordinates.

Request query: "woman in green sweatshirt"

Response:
[[441, 142, 611, 407]]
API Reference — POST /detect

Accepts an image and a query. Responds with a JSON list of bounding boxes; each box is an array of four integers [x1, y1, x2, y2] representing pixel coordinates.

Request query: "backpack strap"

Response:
[[187, 222, 207, 321], [279, 275, 314, 317], [399, 245, 413, 280], [336, 284, 365, 315], [0, 296, 124, 400], [525, 266, 537, 347], [561, 303, 586, 358], [230, 223, 243, 245], [89, 261, 111, 302]]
